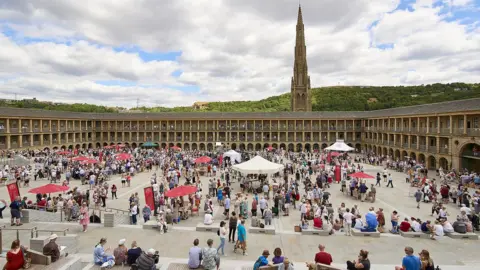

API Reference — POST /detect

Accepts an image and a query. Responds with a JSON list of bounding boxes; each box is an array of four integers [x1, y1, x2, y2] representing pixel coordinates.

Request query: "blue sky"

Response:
[[0, 0, 479, 107]]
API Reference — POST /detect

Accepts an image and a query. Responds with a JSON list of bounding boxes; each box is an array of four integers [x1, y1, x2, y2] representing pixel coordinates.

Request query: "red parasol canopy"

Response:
[[72, 156, 90, 161], [164, 185, 197, 198], [266, 146, 274, 151], [194, 156, 212, 164], [348, 172, 375, 179], [170, 146, 181, 151], [116, 153, 132, 160], [82, 159, 98, 164], [28, 184, 69, 194], [330, 152, 342, 157], [117, 144, 126, 148]]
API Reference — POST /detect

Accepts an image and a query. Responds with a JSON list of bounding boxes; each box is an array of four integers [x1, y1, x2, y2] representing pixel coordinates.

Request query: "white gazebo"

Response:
[[232, 155, 284, 174], [325, 140, 355, 152], [223, 149, 242, 164]]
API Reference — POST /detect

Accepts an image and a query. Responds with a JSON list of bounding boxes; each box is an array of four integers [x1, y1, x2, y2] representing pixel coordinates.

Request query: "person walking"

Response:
[[375, 173, 381, 187], [414, 189, 423, 209], [217, 221, 227, 256], [111, 184, 118, 200], [387, 174, 394, 188], [79, 202, 89, 232], [342, 208, 354, 236], [228, 212, 237, 243]]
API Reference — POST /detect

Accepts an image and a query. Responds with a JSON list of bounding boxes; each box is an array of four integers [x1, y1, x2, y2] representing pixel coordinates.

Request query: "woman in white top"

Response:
[[433, 220, 444, 239], [217, 221, 227, 256], [204, 210, 214, 225]]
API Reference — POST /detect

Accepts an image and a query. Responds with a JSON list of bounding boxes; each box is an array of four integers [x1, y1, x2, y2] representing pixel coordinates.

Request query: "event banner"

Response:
[[144, 187, 155, 211], [7, 182, 20, 202]]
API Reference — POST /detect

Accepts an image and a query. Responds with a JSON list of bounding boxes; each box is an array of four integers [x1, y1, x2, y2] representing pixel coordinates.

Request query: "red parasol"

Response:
[[164, 185, 197, 198], [348, 172, 375, 179], [28, 184, 69, 194], [194, 156, 211, 164], [330, 152, 342, 157], [117, 144, 126, 148], [116, 153, 132, 161], [170, 146, 181, 151], [82, 159, 98, 164], [266, 146, 274, 151]]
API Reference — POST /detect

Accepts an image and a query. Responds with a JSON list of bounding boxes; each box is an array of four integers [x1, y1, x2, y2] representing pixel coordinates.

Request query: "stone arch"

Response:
[[272, 143, 278, 149], [139, 143, 144, 148], [52, 146, 58, 151], [305, 143, 311, 152], [207, 143, 213, 151], [161, 143, 167, 149], [192, 143, 198, 150], [199, 143, 205, 150], [239, 143, 245, 151], [88, 143, 93, 149], [372, 146, 377, 154], [402, 150, 408, 159], [168, 143, 174, 147], [68, 145, 73, 150], [255, 143, 262, 151], [263, 143, 269, 149], [313, 143, 319, 150], [110, 142, 115, 146], [279, 143, 286, 150], [184, 143, 190, 151], [43, 147, 50, 151], [321, 143, 328, 149], [389, 148, 394, 157], [296, 143, 302, 152], [383, 147, 388, 156], [132, 142, 137, 148], [60, 145, 66, 149], [428, 155, 436, 170], [288, 143, 294, 151], [418, 153, 426, 164], [75, 144, 80, 149], [410, 152, 416, 161], [103, 142, 108, 146], [459, 143, 480, 172], [177, 143, 182, 148], [394, 149, 400, 159], [231, 143, 237, 150], [355, 143, 361, 151], [247, 143, 254, 151], [439, 157, 448, 170]]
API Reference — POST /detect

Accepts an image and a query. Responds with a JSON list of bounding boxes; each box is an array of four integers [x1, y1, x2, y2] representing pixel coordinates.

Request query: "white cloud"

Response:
[[0, 0, 478, 108]]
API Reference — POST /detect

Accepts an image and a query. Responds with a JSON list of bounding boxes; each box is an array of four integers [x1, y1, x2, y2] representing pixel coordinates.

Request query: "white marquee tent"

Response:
[[223, 150, 242, 164], [324, 140, 355, 152], [232, 155, 284, 174]]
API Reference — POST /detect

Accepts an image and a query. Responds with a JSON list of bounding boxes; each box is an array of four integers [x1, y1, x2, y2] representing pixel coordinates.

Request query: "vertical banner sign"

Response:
[[144, 187, 155, 211], [7, 182, 20, 202]]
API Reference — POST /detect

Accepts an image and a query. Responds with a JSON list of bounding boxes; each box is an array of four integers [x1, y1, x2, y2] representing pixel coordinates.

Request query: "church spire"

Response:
[[291, 4, 312, 112]]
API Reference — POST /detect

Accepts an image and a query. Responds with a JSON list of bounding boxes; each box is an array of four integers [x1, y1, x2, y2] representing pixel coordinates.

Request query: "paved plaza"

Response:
[[1, 158, 479, 269]]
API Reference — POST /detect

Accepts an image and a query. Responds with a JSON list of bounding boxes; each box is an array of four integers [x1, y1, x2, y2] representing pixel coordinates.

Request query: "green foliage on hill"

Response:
[[1, 83, 478, 113], [0, 98, 118, 113], [141, 82, 480, 112]]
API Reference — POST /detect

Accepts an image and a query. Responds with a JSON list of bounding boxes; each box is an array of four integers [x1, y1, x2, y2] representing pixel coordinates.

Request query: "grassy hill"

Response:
[[1, 82, 479, 113]]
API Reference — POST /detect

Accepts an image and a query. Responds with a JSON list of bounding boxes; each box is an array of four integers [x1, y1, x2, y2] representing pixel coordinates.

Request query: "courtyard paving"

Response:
[[0, 157, 479, 269]]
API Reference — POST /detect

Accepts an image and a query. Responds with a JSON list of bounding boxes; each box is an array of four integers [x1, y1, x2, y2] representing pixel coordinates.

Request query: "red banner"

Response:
[[144, 187, 155, 211], [6, 182, 20, 202]]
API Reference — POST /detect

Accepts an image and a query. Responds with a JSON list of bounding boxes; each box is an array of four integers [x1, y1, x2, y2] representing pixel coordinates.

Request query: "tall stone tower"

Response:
[[291, 5, 312, 112]]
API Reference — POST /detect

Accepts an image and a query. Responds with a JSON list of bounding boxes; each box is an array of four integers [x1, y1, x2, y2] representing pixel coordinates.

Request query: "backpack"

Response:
[[217, 229, 220, 236]]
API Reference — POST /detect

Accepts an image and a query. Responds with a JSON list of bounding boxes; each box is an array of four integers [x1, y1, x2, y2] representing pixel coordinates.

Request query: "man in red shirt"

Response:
[[399, 218, 411, 232], [314, 244, 333, 265]]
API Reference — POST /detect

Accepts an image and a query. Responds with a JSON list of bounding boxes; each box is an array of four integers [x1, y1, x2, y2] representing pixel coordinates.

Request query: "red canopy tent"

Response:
[[164, 185, 197, 198], [29, 184, 69, 194], [330, 152, 342, 157], [348, 172, 375, 179], [116, 153, 132, 161], [194, 156, 212, 164], [266, 146, 274, 151]]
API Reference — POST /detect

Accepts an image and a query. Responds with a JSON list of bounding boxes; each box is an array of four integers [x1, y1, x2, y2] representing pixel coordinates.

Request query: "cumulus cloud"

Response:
[[0, 0, 479, 107]]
